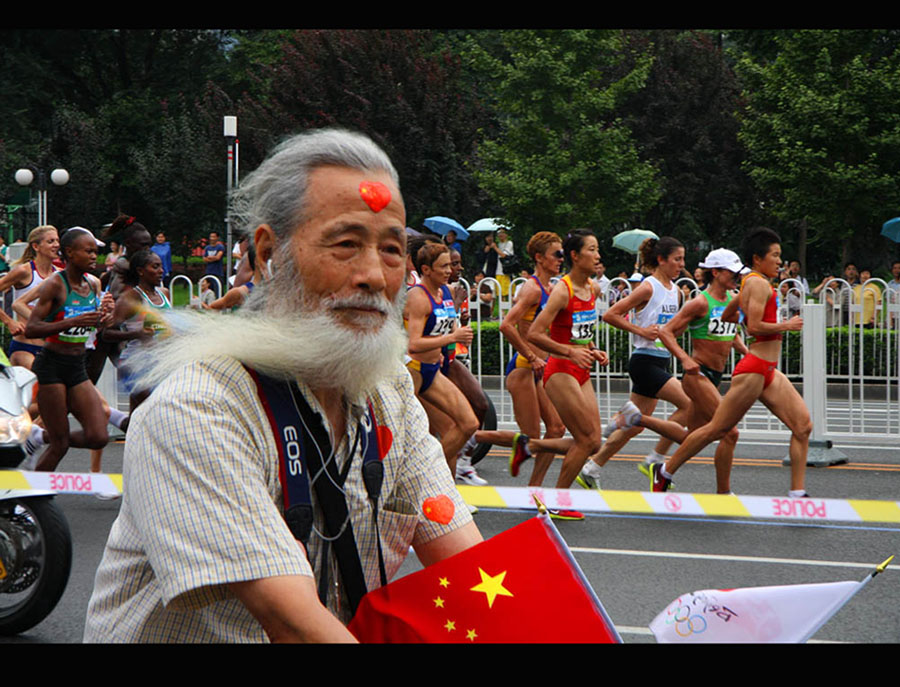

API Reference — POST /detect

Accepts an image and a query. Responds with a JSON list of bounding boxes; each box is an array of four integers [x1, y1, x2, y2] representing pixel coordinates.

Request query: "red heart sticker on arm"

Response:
[[422, 494, 455, 525], [359, 181, 391, 213]]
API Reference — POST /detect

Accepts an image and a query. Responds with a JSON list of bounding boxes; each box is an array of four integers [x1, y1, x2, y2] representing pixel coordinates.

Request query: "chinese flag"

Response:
[[348, 514, 620, 643]]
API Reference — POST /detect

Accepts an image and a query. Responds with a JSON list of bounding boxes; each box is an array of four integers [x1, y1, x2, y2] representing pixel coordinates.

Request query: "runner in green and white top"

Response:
[[653, 248, 750, 493]]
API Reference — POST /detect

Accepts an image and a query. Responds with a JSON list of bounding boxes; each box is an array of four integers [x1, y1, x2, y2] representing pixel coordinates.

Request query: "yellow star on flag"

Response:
[[466, 629, 478, 642], [438, 577, 450, 588], [470, 568, 513, 608], [433, 596, 445, 609], [444, 619, 456, 632]]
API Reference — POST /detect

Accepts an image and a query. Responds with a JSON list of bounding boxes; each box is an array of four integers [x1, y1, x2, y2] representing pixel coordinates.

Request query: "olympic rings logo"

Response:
[[663, 599, 708, 637]]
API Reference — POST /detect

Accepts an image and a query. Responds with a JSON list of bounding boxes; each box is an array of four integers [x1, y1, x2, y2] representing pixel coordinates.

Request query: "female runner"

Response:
[[102, 248, 172, 412], [498, 231, 566, 486], [25, 228, 113, 471], [526, 229, 608, 511], [577, 236, 692, 490], [602, 248, 749, 493], [0, 225, 61, 369], [404, 241, 478, 476]]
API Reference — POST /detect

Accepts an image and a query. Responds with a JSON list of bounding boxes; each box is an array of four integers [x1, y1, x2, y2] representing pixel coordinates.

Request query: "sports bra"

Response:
[[740, 271, 782, 342], [549, 275, 596, 346], [521, 275, 551, 323], [45, 272, 98, 346]]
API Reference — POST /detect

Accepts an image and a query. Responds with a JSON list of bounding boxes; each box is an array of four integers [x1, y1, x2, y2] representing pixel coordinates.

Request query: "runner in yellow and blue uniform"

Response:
[[404, 241, 478, 478]]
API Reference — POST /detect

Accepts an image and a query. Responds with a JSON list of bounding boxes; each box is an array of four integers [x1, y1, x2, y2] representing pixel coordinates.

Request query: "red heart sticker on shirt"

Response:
[[376, 424, 392, 460], [359, 181, 391, 213], [422, 494, 455, 525]]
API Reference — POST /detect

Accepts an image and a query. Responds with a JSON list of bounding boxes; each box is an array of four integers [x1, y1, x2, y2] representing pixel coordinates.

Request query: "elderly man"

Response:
[[84, 129, 482, 643]]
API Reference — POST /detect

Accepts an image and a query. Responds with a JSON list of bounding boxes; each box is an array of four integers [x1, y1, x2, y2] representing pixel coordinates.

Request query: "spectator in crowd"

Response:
[[150, 231, 173, 284], [202, 231, 226, 294], [84, 127, 481, 643], [595, 259, 611, 297], [693, 267, 707, 291], [444, 229, 462, 255], [887, 260, 900, 328], [0, 236, 9, 274], [853, 268, 882, 328], [470, 270, 494, 320], [483, 229, 515, 297]]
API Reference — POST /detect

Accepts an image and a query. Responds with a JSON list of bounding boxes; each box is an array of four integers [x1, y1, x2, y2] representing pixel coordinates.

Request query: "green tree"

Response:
[[232, 30, 493, 230], [465, 30, 661, 250], [734, 30, 900, 274], [614, 30, 764, 263]]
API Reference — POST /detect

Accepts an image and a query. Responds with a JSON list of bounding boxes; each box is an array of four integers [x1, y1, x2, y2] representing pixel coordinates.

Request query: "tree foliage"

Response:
[[465, 30, 662, 247], [734, 30, 900, 270]]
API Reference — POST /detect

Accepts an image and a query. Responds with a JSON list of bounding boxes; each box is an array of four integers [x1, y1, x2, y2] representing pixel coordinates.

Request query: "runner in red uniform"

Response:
[[651, 227, 811, 496], [526, 230, 609, 515]]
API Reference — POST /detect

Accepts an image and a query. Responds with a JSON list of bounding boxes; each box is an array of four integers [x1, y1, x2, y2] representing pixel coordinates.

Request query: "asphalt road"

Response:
[[3, 431, 899, 644]]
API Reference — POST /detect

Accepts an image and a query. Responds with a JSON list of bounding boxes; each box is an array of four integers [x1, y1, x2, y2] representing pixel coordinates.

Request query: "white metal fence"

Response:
[[466, 276, 900, 443]]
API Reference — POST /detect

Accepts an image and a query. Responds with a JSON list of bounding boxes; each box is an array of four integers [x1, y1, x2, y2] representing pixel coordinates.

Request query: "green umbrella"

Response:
[[612, 228, 659, 255]]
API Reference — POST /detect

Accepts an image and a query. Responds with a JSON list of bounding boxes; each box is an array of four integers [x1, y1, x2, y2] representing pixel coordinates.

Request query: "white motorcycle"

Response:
[[0, 365, 72, 635]]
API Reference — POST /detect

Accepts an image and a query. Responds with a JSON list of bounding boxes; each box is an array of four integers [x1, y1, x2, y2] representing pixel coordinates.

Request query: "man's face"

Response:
[[844, 264, 858, 282], [156, 233, 166, 244], [209, 233, 219, 244], [449, 251, 462, 281], [788, 260, 800, 276], [892, 262, 900, 280], [289, 165, 406, 332]]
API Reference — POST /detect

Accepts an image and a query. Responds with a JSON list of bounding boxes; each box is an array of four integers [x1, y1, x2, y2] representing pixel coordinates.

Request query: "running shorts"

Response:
[[543, 355, 590, 387], [732, 352, 777, 388], [628, 352, 673, 398], [33, 348, 90, 388], [406, 359, 441, 394]]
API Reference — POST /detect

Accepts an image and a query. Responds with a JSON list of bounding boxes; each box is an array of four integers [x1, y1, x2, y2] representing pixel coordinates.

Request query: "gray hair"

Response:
[[230, 128, 400, 241]]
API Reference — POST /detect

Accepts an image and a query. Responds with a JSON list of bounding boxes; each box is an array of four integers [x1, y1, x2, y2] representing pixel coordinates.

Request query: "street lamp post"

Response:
[[223, 116, 238, 280], [14, 167, 69, 228]]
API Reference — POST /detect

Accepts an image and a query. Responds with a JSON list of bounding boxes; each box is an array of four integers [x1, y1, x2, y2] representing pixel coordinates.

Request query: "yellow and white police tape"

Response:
[[457, 485, 900, 524], [3, 470, 899, 525]]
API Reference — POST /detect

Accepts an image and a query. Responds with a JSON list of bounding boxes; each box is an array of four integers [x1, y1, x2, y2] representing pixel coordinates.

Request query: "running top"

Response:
[[549, 275, 597, 346], [521, 275, 551, 323], [689, 290, 739, 342], [413, 284, 457, 338], [740, 271, 782, 342], [12, 260, 57, 313], [120, 286, 173, 363], [45, 273, 99, 346], [632, 275, 679, 357]]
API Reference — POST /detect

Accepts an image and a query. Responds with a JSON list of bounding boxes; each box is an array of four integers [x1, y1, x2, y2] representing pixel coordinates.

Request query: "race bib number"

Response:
[[59, 304, 95, 343], [429, 300, 457, 337], [570, 309, 596, 343], [654, 312, 674, 347], [708, 305, 737, 338]]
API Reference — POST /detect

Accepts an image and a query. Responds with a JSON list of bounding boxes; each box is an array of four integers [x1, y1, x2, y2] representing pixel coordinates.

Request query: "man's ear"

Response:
[[254, 224, 275, 276]]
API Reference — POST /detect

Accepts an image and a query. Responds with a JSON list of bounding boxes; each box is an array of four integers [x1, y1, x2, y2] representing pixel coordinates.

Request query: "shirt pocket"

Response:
[[377, 508, 419, 582]]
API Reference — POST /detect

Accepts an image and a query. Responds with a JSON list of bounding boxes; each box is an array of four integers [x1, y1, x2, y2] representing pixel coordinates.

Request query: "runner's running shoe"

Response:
[[602, 400, 642, 439], [637, 451, 665, 478], [575, 471, 600, 490], [650, 462, 672, 492], [456, 456, 488, 486], [508, 432, 531, 477], [548, 508, 584, 521]]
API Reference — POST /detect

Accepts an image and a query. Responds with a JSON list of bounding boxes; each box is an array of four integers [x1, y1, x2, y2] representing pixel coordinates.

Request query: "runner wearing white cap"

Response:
[[608, 248, 750, 493]]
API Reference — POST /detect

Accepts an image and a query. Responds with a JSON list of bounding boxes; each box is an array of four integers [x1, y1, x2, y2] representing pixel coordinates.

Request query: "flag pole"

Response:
[[798, 554, 894, 643]]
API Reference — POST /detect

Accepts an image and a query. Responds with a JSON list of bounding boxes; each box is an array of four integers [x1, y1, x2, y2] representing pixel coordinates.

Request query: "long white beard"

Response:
[[129, 267, 408, 400]]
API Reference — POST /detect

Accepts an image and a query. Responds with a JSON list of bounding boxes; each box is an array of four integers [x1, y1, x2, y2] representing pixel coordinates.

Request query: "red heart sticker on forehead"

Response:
[[359, 181, 391, 213]]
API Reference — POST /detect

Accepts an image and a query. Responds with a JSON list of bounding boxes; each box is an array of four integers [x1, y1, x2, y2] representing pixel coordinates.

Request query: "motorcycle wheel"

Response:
[[469, 392, 496, 466], [0, 496, 72, 635]]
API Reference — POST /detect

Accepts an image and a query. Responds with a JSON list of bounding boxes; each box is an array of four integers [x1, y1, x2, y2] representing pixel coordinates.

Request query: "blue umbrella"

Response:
[[467, 217, 506, 234], [881, 217, 900, 242], [424, 216, 469, 241], [612, 228, 659, 255]]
